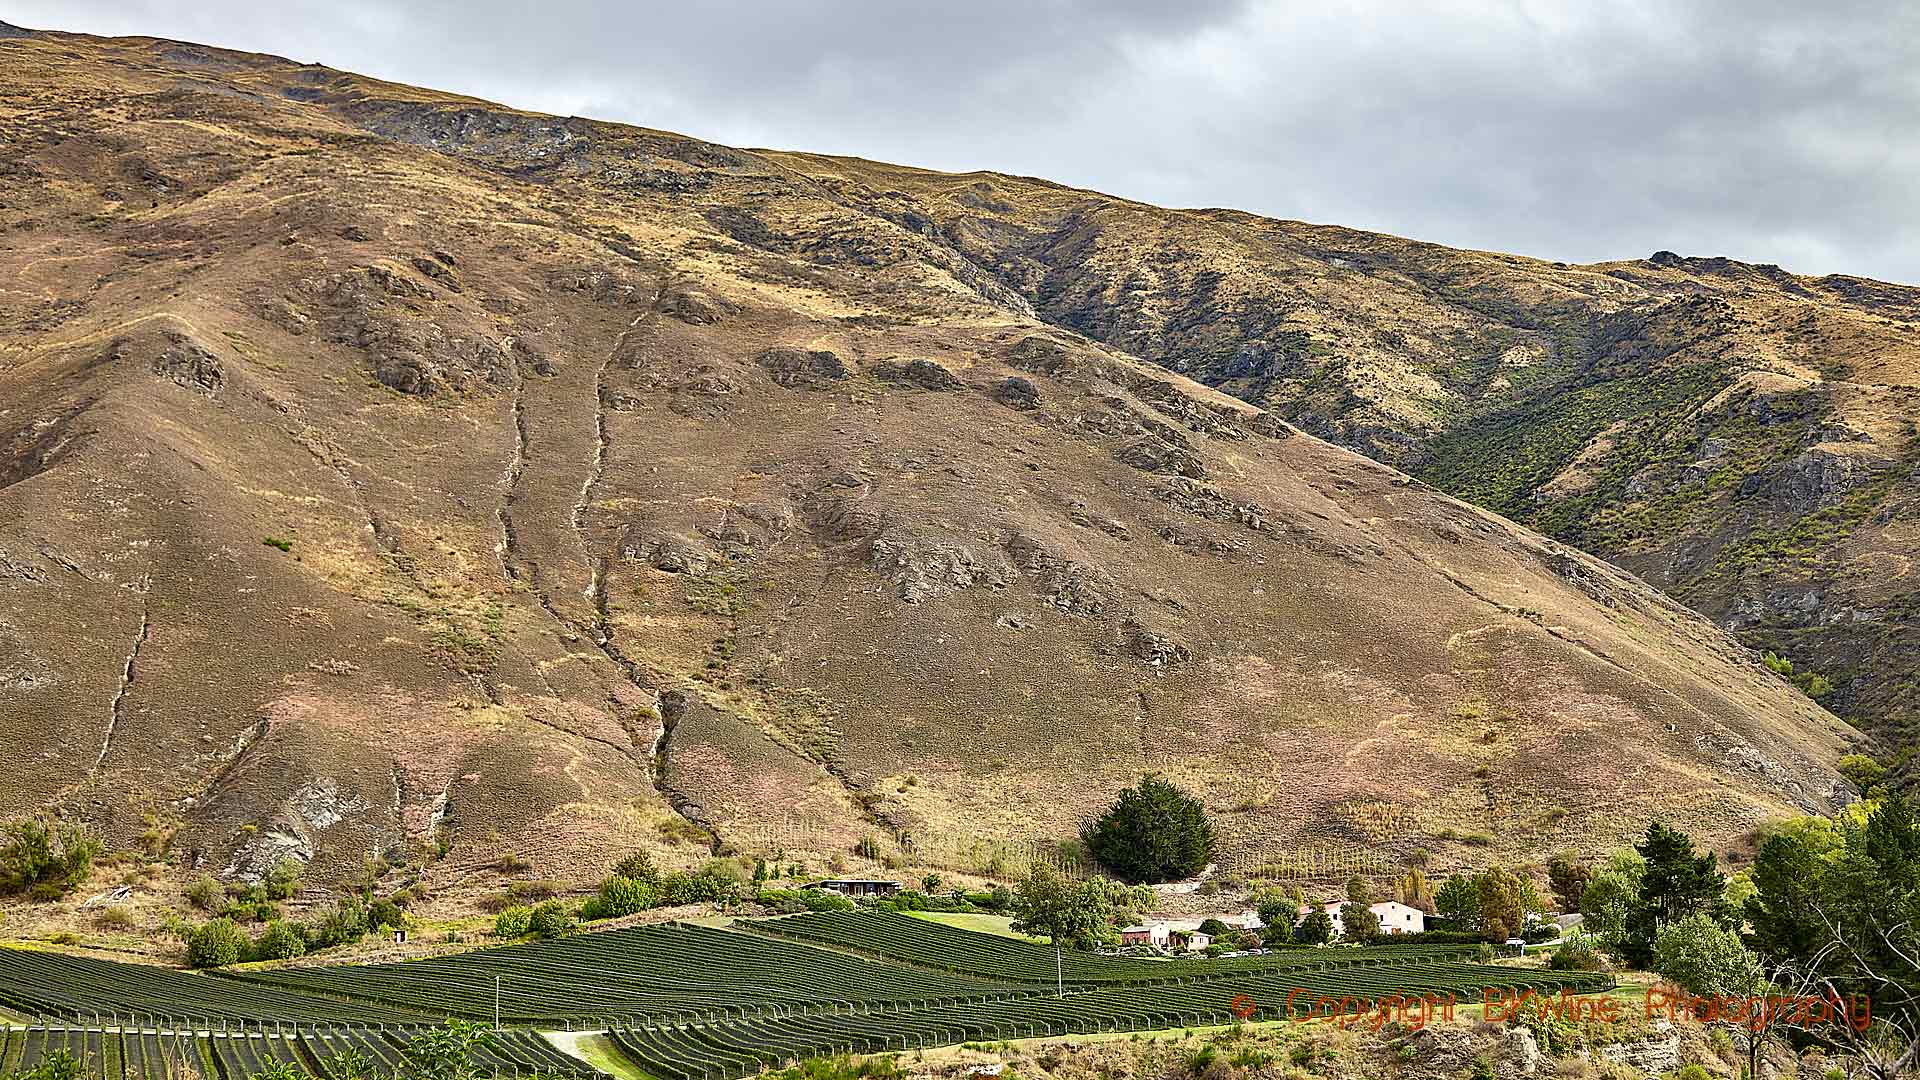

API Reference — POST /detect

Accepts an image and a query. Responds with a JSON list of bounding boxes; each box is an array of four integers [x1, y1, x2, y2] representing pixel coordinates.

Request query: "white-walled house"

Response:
[[1370, 900, 1426, 935], [1297, 899, 1426, 939]]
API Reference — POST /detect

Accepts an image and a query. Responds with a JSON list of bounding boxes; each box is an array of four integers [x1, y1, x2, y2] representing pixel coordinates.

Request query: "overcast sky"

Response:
[[13, 1, 1920, 284]]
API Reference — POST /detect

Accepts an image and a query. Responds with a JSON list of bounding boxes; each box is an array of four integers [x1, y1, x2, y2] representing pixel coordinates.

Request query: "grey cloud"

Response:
[[12, 0, 1920, 282]]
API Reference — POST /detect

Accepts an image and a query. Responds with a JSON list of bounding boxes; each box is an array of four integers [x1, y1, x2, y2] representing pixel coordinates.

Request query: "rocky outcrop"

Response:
[[758, 347, 849, 389]]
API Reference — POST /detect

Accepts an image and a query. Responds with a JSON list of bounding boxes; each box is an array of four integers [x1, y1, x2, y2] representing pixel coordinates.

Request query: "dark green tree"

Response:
[[1622, 821, 1726, 968], [1080, 774, 1215, 884], [1296, 908, 1334, 946], [1259, 915, 1294, 947], [1341, 901, 1380, 942], [1546, 852, 1591, 913]]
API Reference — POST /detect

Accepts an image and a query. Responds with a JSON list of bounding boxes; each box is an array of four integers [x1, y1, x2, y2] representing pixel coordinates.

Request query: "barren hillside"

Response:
[[0, 23, 1859, 914], [768, 152, 1920, 743]]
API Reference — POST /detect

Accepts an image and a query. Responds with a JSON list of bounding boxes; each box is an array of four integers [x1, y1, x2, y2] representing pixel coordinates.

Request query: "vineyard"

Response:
[[233, 924, 1033, 1026], [611, 962, 1611, 1080], [0, 1024, 599, 1080], [1, 917, 1611, 1080], [750, 912, 1481, 983]]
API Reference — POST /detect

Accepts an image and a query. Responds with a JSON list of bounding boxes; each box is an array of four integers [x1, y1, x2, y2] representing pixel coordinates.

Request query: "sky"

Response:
[[11, 1, 1920, 284]]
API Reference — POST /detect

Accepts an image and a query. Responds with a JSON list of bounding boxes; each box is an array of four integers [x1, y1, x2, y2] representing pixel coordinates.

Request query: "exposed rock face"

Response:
[[872, 358, 963, 391], [758, 347, 849, 389]]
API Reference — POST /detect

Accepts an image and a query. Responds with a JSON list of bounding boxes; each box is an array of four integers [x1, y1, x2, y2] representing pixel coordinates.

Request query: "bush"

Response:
[[1081, 774, 1215, 884], [0, 819, 102, 900], [185, 919, 250, 968], [528, 900, 574, 939], [184, 874, 224, 913], [252, 920, 308, 961], [93, 905, 136, 931], [493, 905, 533, 938], [308, 896, 370, 950], [612, 851, 660, 884], [585, 875, 660, 920]]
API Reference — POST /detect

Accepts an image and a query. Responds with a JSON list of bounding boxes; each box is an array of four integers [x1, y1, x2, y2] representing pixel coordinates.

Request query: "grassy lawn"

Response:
[[545, 1032, 655, 1080], [903, 911, 1045, 941]]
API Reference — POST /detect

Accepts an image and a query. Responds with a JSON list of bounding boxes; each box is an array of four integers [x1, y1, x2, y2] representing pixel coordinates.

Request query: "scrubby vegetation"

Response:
[[0, 818, 101, 900]]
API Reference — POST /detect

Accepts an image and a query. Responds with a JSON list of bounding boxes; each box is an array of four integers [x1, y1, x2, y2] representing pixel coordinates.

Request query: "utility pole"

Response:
[[1055, 943, 1063, 998], [494, 975, 501, 1031]]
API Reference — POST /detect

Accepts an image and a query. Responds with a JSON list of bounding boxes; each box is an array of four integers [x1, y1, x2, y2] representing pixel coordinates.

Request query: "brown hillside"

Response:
[[0, 25, 1857, 916], [763, 151, 1920, 746]]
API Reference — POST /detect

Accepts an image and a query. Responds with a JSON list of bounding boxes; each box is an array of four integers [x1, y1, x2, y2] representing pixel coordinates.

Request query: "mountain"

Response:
[[767, 153, 1920, 746], [0, 24, 1859, 915]]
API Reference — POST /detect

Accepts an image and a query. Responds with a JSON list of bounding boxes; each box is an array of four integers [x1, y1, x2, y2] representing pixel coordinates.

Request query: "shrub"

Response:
[[587, 875, 660, 920], [1837, 753, 1888, 792], [185, 919, 250, 968], [93, 905, 135, 931], [492, 905, 533, 938], [184, 874, 224, 912], [1081, 774, 1215, 884], [262, 859, 302, 901], [1675, 1066, 1712, 1080], [308, 896, 370, 950], [528, 900, 574, 939], [367, 897, 406, 931], [0, 819, 102, 900], [252, 920, 308, 961]]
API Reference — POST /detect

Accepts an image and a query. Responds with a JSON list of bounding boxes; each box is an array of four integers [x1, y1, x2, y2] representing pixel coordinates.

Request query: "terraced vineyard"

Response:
[[0, 1024, 600, 1080], [235, 924, 1032, 1026], [0, 950, 426, 1025], [611, 962, 1613, 1080], [751, 911, 1480, 983], [1, 919, 1612, 1080]]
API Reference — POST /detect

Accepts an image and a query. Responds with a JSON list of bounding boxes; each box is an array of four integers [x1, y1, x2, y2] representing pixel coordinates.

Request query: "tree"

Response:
[[1622, 822, 1726, 968], [1198, 918, 1230, 937], [1476, 866, 1527, 942], [1080, 774, 1215, 884], [185, 919, 250, 968], [1010, 864, 1113, 950], [1252, 887, 1295, 928], [1259, 917, 1294, 947], [1579, 848, 1644, 946], [1341, 901, 1380, 942], [0, 819, 101, 900], [1434, 874, 1481, 933], [1745, 794, 1920, 1080], [1394, 869, 1435, 914], [1652, 913, 1772, 1080], [1345, 876, 1372, 904], [1296, 908, 1334, 946], [1745, 816, 1842, 964], [1546, 852, 1591, 913]]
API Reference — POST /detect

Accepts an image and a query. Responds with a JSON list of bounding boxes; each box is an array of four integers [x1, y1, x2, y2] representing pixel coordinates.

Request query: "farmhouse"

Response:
[[1118, 924, 1170, 947], [810, 878, 904, 898], [1296, 899, 1426, 938]]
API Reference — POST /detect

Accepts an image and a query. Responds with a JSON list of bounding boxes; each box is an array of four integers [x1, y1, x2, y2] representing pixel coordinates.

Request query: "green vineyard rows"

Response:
[[234, 924, 1031, 1026], [751, 912, 1480, 984], [610, 962, 1612, 1080], [2, 916, 1611, 1080], [0, 1025, 600, 1080], [0, 950, 425, 1025]]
